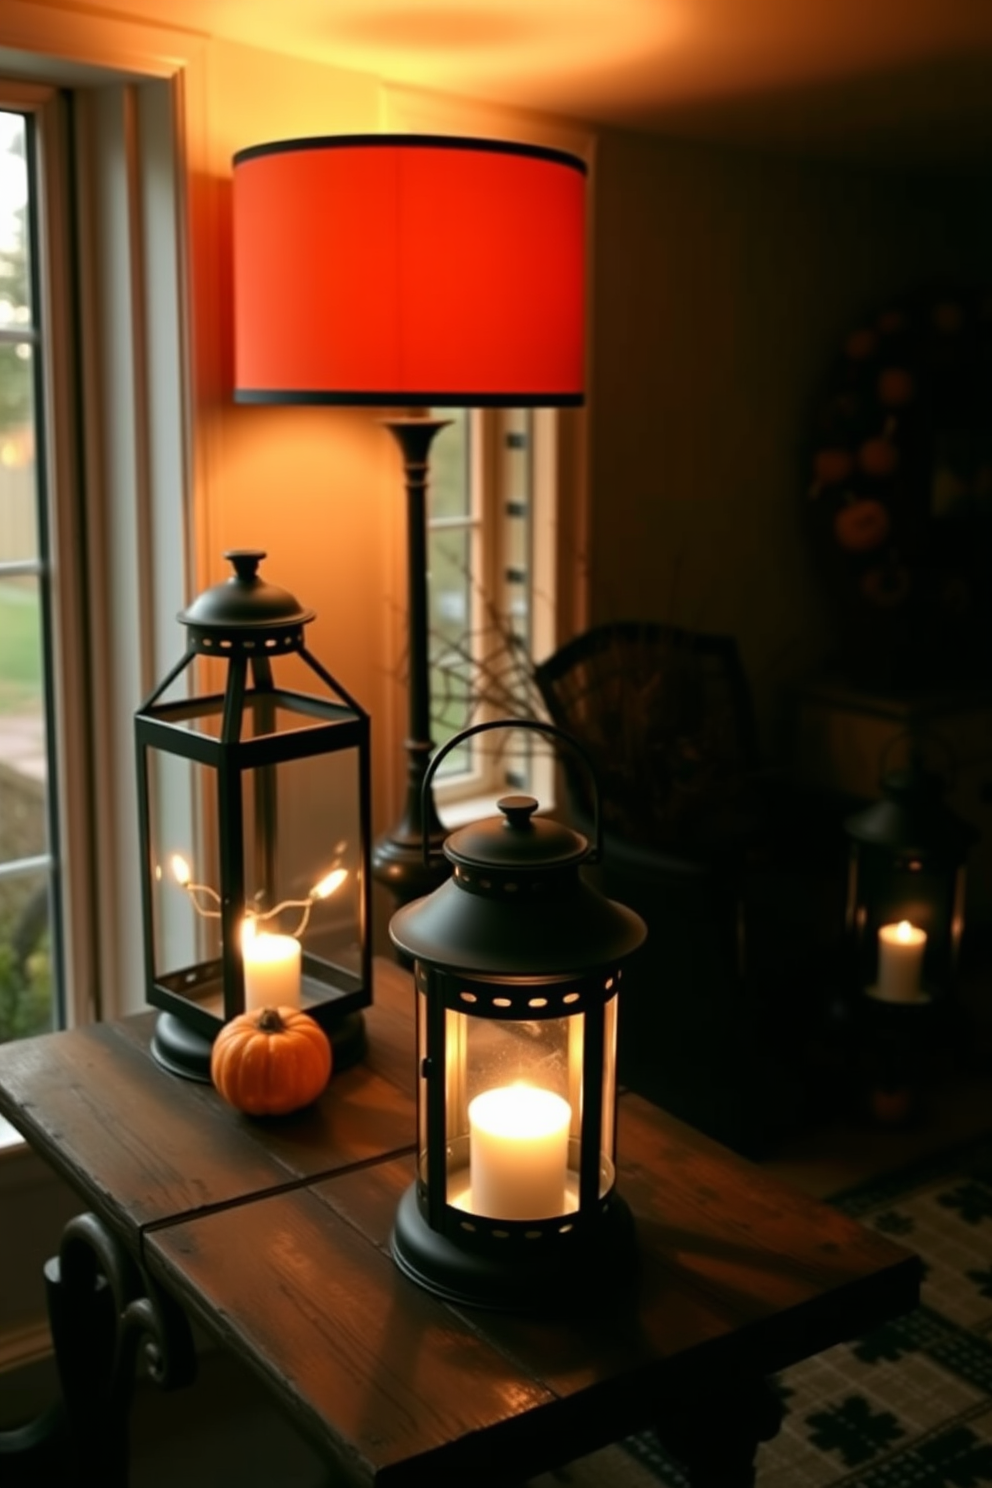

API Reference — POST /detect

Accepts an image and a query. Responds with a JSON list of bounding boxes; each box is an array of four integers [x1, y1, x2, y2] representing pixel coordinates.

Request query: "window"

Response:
[[0, 23, 192, 1343], [0, 71, 189, 1051], [0, 100, 63, 1042], [428, 407, 556, 815]]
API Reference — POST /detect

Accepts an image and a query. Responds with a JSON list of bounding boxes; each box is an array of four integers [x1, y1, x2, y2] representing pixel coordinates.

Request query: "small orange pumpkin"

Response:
[[845, 327, 877, 360], [813, 446, 853, 487], [833, 497, 891, 553], [211, 1006, 332, 1116], [860, 561, 911, 608], [877, 367, 915, 407], [858, 435, 899, 478]]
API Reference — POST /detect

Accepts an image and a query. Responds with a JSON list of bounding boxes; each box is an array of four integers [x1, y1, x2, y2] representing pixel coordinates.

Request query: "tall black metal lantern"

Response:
[[844, 739, 978, 1007], [135, 550, 372, 1080], [389, 720, 647, 1311]]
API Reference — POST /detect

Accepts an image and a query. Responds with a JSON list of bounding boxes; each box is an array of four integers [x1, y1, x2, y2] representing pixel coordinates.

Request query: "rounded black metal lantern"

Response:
[[389, 720, 647, 1311], [134, 551, 372, 1080], [844, 737, 978, 1007]]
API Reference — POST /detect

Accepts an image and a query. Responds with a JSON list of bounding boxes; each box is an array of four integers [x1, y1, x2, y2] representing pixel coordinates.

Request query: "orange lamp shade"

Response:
[[232, 134, 586, 406]]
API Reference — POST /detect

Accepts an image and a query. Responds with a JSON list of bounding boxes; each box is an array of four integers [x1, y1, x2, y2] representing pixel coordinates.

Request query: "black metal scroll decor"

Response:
[[43, 1212, 196, 1488]]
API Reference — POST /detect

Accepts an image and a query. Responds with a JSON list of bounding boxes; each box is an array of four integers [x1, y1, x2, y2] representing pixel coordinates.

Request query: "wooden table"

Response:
[[0, 959, 922, 1488]]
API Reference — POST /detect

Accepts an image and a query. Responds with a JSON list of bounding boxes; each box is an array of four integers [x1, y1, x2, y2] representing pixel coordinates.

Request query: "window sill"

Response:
[[436, 793, 498, 830], [0, 1115, 25, 1151], [437, 786, 557, 831]]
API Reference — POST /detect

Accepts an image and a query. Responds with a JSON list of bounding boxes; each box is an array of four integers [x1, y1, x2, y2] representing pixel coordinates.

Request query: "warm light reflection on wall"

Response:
[[321, 0, 683, 91], [202, 403, 401, 830]]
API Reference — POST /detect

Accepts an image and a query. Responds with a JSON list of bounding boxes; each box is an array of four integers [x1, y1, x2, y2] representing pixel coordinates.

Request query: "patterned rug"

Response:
[[531, 1132, 992, 1488]]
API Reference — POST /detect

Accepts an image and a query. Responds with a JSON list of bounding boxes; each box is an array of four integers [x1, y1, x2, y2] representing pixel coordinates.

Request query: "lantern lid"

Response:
[[389, 795, 646, 975], [444, 795, 588, 872], [179, 551, 314, 634], [844, 754, 978, 858]]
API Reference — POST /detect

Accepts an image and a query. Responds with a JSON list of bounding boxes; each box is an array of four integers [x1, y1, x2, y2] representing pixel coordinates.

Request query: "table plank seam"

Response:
[[136, 1143, 418, 1262]]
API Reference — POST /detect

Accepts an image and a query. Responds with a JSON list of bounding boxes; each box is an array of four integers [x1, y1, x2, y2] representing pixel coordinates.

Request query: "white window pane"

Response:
[[428, 409, 470, 519], [0, 574, 44, 748], [0, 106, 57, 1041], [0, 344, 38, 560], [430, 522, 473, 775], [1, 112, 38, 561], [0, 864, 53, 1041]]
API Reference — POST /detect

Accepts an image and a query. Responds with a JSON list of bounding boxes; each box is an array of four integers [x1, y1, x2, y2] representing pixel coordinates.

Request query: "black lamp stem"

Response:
[[372, 416, 453, 905]]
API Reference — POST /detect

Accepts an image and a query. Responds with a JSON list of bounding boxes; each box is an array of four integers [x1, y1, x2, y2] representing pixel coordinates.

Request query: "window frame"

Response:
[[428, 406, 559, 820], [0, 31, 198, 1378], [0, 57, 194, 1054], [0, 81, 89, 1040]]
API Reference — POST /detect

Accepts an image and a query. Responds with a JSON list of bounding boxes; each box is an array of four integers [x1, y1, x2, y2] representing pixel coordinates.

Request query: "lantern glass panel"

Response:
[[148, 749, 224, 1017], [601, 993, 618, 1158], [240, 749, 365, 994], [429, 1006, 602, 1223], [145, 731, 366, 1021], [855, 850, 956, 992], [239, 694, 347, 744]]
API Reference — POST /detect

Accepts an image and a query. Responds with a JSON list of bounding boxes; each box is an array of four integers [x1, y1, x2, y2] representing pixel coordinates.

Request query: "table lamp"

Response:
[[231, 134, 587, 906]]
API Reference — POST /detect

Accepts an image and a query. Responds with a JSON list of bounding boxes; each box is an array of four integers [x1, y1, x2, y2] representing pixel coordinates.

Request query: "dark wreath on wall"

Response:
[[805, 281, 992, 693]]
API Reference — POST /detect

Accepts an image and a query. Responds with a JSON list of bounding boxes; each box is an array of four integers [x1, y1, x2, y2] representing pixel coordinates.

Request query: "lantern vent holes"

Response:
[[445, 1203, 590, 1246], [450, 982, 610, 1017], [451, 864, 559, 897], [190, 629, 304, 656]]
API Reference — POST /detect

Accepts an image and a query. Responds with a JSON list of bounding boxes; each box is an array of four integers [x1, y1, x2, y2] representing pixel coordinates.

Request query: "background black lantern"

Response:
[[844, 737, 979, 1009], [135, 551, 372, 1080], [389, 720, 647, 1311]]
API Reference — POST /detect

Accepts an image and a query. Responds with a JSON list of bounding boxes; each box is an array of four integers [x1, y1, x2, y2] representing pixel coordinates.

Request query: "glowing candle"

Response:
[[468, 1085, 571, 1220], [242, 931, 302, 1010], [877, 920, 927, 1002]]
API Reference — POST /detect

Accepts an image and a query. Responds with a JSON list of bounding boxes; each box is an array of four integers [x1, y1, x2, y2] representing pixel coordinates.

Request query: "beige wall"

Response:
[[588, 127, 992, 757], [183, 42, 408, 842]]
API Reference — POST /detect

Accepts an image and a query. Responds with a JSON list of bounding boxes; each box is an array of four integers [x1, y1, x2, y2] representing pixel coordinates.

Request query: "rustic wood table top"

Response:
[[0, 958, 923, 1488]]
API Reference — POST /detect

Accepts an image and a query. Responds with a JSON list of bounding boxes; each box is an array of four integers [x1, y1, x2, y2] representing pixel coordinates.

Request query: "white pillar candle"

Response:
[[243, 932, 302, 1011], [877, 920, 927, 1002], [468, 1085, 571, 1221]]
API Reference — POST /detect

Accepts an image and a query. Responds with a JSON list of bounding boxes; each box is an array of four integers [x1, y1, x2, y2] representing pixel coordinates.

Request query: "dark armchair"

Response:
[[534, 620, 811, 1155]]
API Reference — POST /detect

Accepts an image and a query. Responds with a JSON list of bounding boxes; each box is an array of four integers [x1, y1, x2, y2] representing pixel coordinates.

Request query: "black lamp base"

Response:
[[150, 1008, 369, 1084], [372, 830, 451, 908], [391, 1184, 639, 1312]]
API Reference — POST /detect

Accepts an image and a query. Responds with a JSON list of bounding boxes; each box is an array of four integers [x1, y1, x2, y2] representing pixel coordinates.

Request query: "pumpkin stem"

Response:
[[256, 1008, 285, 1033]]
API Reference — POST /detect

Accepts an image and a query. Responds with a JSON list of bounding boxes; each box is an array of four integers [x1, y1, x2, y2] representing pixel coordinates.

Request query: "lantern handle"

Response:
[[421, 718, 603, 865], [879, 728, 957, 790]]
